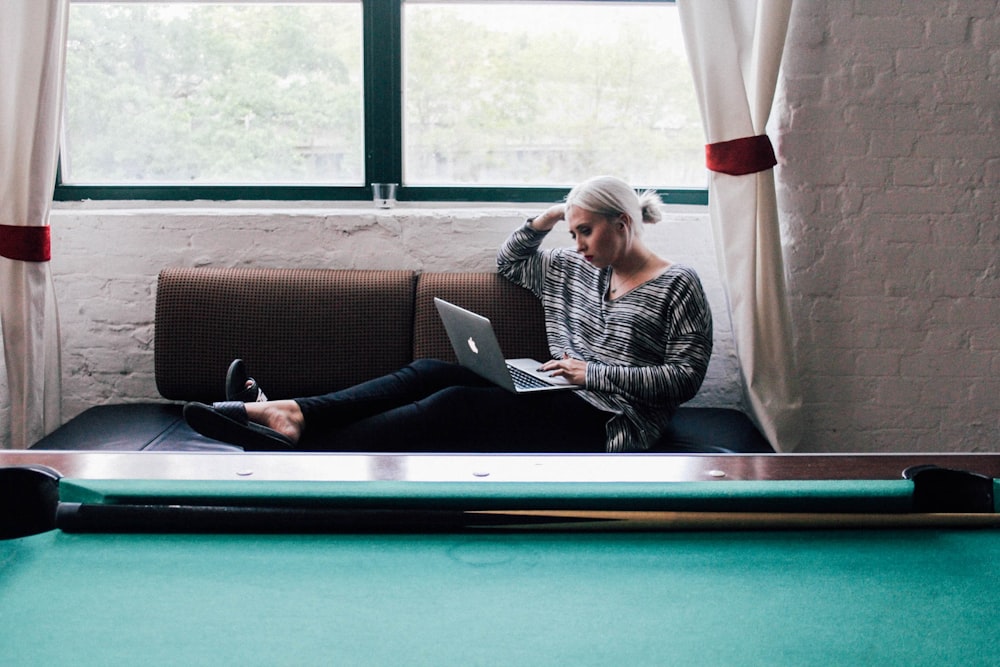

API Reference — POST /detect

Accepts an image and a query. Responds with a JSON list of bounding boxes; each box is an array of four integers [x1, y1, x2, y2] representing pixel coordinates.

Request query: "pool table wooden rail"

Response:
[[2, 451, 999, 482]]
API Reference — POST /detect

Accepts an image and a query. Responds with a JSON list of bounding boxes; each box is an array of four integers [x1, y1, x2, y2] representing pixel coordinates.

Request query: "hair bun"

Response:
[[638, 189, 664, 224]]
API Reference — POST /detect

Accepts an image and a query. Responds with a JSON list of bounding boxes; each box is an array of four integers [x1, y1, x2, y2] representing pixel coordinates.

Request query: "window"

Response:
[[56, 0, 707, 204], [60, 1, 365, 197]]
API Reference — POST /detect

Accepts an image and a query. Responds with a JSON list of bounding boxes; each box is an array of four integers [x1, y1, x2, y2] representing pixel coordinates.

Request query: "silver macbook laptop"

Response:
[[434, 297, 579, 393]]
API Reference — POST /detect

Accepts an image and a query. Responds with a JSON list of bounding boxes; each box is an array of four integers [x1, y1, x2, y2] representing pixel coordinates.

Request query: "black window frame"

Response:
[[53, 0, 707, 205]]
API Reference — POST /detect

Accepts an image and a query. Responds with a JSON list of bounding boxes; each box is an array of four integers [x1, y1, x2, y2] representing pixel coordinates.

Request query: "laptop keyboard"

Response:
[[507, 364, 551, 390]]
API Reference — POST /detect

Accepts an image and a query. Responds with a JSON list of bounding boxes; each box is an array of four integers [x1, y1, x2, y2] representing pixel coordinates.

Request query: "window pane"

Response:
[[403, 1, 704, 188], [62, 2, 364, 186]]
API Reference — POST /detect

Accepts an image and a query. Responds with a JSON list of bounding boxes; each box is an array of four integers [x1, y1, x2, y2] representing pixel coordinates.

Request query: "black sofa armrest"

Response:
[[30, 404, 241, 452]]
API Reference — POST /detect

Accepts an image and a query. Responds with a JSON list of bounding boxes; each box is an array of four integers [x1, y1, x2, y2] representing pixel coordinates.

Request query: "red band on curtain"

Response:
[[0, 224, 52, 262], [705, 134, 778, 176]]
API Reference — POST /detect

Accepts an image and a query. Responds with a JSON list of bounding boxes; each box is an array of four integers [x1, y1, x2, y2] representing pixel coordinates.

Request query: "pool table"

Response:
[[2, 451, 999, 666]]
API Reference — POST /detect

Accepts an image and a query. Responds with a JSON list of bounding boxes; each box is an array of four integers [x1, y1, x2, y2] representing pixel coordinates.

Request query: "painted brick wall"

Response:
[[776, 0, 999, 451], [4, 0, 997, 453]]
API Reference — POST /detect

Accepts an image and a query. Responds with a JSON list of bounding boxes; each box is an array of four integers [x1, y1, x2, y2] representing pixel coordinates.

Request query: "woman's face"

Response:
[[566, 206, 626, 269]]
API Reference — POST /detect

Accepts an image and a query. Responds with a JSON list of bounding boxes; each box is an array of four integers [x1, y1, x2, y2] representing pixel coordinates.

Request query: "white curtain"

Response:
[[678, 0, 802, 451], [0, 0, 68, 449]]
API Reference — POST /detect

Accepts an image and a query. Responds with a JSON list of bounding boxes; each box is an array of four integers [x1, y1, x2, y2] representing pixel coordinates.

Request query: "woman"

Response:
[[184, 175, 713, 453]]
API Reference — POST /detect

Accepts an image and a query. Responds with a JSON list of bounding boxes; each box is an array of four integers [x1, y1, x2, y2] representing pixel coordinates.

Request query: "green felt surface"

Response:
[[59, 479, 921, 513], [2, 528, 998, 666]]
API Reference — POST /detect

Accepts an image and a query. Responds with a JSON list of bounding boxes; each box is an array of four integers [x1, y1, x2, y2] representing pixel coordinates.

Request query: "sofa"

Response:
[[31, 267, 773, 453]]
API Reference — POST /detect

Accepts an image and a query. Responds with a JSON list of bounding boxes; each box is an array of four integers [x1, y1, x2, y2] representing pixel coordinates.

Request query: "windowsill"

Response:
[[51, 199, 708, 214]]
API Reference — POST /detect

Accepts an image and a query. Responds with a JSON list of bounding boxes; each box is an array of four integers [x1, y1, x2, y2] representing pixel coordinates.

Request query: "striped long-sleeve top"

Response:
[[497, 221, 713, 452]]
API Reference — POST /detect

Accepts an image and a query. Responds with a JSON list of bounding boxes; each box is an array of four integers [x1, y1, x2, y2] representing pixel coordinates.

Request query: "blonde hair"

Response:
[[565, 175, 663, 233]]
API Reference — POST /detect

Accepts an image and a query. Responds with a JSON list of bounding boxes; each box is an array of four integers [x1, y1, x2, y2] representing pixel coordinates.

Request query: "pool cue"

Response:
[[53, 502, 1000, 534], [468, 509, 1000, 531]]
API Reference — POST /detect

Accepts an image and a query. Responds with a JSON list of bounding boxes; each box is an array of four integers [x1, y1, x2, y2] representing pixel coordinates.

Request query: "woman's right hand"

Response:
[[529, 204, 566, 232]]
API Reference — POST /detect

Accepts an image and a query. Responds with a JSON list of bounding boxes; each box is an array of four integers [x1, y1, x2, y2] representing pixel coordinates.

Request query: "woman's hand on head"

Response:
[[530, 204, 566, 232], [539, 354, 587, 386]]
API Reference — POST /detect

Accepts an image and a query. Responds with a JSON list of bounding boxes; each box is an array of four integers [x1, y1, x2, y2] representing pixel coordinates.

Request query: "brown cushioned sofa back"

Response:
[[413, 272, 549, 363], [155, 267, 417, 401], [155, 268, 550, 404]]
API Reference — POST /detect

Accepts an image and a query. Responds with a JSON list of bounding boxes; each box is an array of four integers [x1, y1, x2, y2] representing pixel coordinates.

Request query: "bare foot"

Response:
[[244, 400, 305, 444]]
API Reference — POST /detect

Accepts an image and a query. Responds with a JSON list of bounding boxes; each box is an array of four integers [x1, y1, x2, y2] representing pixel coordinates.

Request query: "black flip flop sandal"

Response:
[[225, 359, 268, 402], [183, 401, 294, 450]]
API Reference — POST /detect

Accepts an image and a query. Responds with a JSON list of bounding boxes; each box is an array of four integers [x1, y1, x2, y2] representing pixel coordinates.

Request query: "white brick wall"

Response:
[[5, 0, 997, 453], [777, 0, 999, 452]]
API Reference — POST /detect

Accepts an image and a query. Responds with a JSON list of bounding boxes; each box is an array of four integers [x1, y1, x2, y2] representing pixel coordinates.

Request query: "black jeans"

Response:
[[295, 359, 609, 452]]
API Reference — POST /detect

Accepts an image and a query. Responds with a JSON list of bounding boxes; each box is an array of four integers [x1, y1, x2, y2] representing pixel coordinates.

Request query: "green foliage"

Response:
[[402, 4, 704, 187], [65, 4, 363, 184]]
